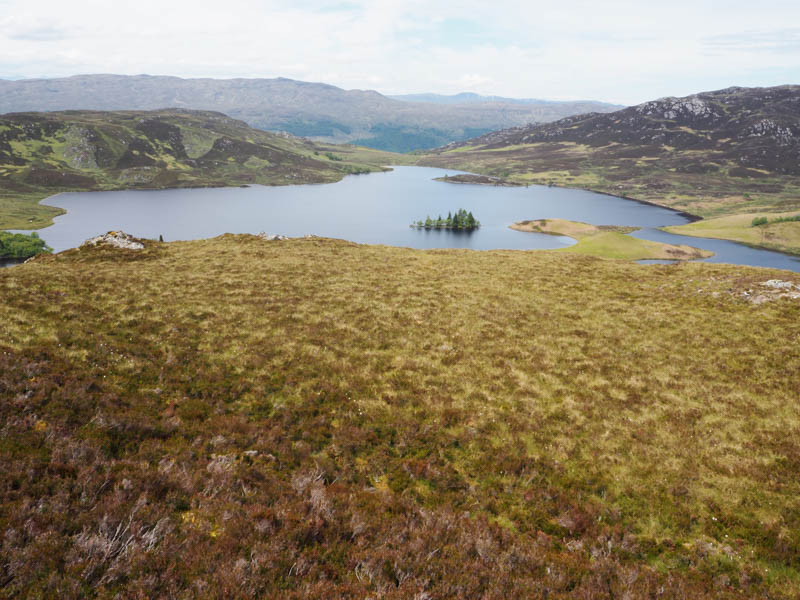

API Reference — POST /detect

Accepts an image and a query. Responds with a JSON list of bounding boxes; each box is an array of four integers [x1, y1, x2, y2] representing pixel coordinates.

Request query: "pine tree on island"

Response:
[[411, 209, 481, 230]]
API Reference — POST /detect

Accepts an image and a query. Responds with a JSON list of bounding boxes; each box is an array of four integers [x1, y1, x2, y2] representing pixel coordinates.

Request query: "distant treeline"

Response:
[[412, 209, 480, 230], [0, 231, 52, 258], [752, 214, 800, 227]]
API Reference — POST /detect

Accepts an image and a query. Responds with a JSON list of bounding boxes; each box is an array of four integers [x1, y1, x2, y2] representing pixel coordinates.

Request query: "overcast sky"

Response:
[[1, 0, 798, 105]]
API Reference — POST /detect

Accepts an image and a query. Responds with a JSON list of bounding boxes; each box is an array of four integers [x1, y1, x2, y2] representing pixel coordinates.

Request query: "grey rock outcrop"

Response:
[[83, 231, 145, 250], [257, 232, 289, 241]]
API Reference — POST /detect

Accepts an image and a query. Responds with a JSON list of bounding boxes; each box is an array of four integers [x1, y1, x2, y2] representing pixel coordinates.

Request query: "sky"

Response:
[[1, 0, 799, 105]]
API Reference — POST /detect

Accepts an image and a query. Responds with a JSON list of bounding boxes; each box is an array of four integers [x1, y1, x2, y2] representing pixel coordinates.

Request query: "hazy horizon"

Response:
[[0, 72, 632, 106], [1, 1, 799, 106]]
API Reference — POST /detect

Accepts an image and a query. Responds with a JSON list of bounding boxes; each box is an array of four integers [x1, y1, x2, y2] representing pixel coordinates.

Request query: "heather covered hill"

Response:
[[421, 86, 800, 230], [0, 235, 799, 598], [437, 85, 800, 174], [0, 75, 622, 151], [0, 108, 406, 229]]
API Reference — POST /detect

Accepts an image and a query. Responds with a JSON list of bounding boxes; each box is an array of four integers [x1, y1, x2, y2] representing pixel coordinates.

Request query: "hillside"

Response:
[[1, 235, 799, 598], [0, 75, 622, 152], [0, 108, 406, 229], [420, 86, 800, 251]]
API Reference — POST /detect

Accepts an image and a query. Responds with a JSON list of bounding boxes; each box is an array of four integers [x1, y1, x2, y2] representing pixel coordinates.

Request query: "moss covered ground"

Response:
[[1, 236, 799, 598]]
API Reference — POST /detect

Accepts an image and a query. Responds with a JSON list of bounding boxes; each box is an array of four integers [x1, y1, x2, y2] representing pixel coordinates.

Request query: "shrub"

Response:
[[0, 231, 53, 258]]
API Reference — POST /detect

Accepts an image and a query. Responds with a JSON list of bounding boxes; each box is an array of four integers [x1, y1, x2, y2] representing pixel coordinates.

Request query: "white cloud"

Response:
[[0, 0, 798, 104]]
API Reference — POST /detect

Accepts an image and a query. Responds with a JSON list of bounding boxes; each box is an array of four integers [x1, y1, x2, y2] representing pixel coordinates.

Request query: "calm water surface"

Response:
[[0, 257, 26, 269], [10, 166, 800, 272]]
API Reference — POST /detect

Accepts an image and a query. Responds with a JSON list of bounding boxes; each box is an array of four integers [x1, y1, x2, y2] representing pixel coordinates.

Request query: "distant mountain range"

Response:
[[389, 92, 619, 108], [421, 85, 800, 219], [0, 75, 622, 152]]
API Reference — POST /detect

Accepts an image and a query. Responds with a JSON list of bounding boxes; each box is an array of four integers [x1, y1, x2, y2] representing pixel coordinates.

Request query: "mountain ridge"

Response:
[[389, 91, 622, 109], [442, 85, 800, 173], [0, 74, 622, 152]]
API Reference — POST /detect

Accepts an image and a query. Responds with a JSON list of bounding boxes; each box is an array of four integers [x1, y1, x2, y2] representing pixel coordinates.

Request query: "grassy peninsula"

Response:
[[663, 211, 800, 255], [1, 236, 799, 598], [512, 218, 713, 260], [0, 109, 410, 230]]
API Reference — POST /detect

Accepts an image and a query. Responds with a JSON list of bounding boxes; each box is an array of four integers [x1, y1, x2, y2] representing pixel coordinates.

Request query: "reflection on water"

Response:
[[632, 228, 800, 272], [0, 257, 26, 269]]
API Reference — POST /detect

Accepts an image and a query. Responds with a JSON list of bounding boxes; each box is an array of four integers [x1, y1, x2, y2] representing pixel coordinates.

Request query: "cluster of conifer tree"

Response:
[[412, 208, 480, 230]]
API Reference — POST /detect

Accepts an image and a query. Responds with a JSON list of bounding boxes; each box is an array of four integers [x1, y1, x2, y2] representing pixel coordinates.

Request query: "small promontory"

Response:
[[511, 218, 713, 260]]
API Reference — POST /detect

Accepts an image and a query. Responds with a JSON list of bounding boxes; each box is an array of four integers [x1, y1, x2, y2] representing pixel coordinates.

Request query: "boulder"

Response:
[[762, 279, 797, 290], [256, 232, 289, 241], [83, 231, 145, 250]]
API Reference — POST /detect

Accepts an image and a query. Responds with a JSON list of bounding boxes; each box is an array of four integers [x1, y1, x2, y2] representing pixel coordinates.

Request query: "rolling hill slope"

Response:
[[0, 108, 405, 229]]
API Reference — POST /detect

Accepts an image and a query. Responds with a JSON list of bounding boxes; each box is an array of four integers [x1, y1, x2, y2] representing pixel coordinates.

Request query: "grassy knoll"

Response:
[[0, 110, 411, 230], [663, 212, 800, 256], [1, 236, 799, 598], [512, 218, 713, 261]]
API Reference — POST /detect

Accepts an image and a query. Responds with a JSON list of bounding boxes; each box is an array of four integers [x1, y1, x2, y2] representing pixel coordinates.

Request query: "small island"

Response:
[[412, 209, 481, 230], [434, 174, 523, 187]]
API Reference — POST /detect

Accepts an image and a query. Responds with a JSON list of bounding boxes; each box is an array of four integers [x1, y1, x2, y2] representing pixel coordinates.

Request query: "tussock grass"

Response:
[[1, 237, 799, 598]]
